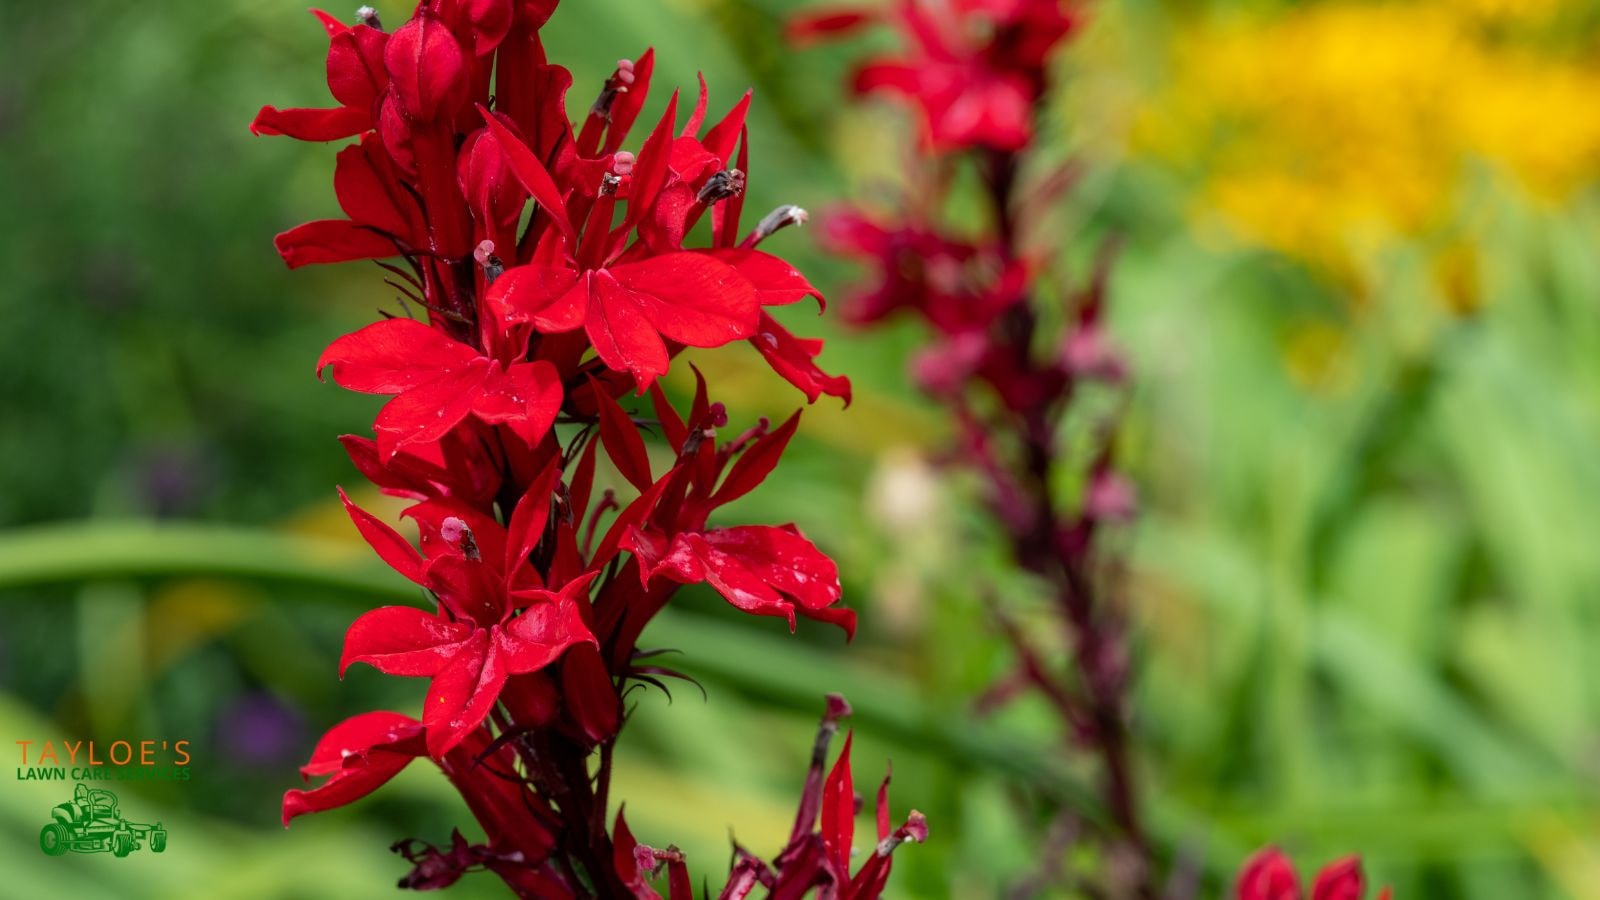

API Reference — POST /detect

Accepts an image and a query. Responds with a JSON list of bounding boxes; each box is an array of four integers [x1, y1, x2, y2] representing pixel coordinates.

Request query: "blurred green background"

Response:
[[4, 0, 1600, 897]]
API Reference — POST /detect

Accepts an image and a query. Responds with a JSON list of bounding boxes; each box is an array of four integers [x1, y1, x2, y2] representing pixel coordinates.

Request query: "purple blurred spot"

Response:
[[216, 693, 305, 767], [129, 441, 215, 517]]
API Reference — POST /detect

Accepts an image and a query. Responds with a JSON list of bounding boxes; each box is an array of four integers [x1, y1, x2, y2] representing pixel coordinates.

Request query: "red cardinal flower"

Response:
[[789, 0, 1081, 151], [480, 106, 763, 389], [316, 317, 562, 459], [275, 133, 425, 268], [578, 379, 857, 638], [252, 12, 389, 141], [339, 572, 595, 756], [613, 696, 924, 900], [1236, 848, 1393, 900], [337, 484, 597, 755], [260, 1, 898, 894], [284, 709, 562, 885], [625, 523, 851, 636], [492, 251, 760, 389], [282, 711, 425, 825]]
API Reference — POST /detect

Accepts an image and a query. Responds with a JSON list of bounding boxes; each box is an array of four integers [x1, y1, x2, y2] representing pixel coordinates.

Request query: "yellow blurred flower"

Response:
[[1132, 0, 1600, 306]]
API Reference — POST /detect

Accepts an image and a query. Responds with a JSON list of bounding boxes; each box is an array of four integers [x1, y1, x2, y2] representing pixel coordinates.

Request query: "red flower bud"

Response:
[[384, 15, 467, 122]]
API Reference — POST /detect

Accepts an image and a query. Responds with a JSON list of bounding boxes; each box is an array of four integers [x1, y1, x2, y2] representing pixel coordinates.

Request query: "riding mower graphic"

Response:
[[38, 784, 168, 857]]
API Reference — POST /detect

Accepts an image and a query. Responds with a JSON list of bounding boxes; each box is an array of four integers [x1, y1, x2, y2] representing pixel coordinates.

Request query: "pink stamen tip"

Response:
[[440, 517, 469, 544]]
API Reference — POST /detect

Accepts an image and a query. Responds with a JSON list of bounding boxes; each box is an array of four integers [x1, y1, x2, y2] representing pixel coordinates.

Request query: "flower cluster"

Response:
[[622, 696, 928, 900], [790, 0, 1080, 152], [255, 1, 917, 894], [1236, 848, 1393, 900], [791, 1, 1153, 896]]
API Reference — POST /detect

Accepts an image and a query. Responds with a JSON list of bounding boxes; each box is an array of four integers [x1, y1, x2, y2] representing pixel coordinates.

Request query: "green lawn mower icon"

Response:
[[39, 784, 167, 857]]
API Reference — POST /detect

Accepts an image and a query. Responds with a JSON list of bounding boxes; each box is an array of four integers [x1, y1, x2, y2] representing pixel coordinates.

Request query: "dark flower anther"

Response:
[[746, 204, 809, 247], [697, 168, 746, 205], [589, 58, 637, 119], [355, 5, 381, 29]]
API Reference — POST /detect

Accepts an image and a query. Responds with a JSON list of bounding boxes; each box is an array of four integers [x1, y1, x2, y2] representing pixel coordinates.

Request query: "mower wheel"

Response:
[[39, 823, 69, 856], [112, 832, 133, 857]]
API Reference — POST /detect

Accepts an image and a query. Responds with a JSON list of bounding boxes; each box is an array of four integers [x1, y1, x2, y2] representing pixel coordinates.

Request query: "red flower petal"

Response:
[[250, 104, 369, 141], [595, 383, 654, 493], [506, 463, 562, 577], [479, 107, 576, 247], [274, 219, 397, 268], [707, 248, 824, 308], [874, 764, 893, 841], [711, 410, 800, 508], [384, 14, 467, 121], [1310, 857, 1365, 900], [799, 604, 857, 640], [610, 253, 759, 348], [586, 270, 672, 389], [466, 0, 515, 54], [750, 311, 853, 405], [335, 135, 416, 239], [785, 7, 878, 46], [326, 24, 389, 110], [712, 126, 748, 249], [338, 487, 428, 585], [339, 434, 446, 501], [340, 606, 474, 677], [700, 525, 841, 611], [299, 710, 423, 778], [373, 361, 493, 458], [560, 641, 621, 744], [423, 628, 502, 756], [611, 807, 655, 895], [310, 8, 347, 37], [1237, 847, 1302, 900], [682, 73, 710, 138], [487, 264, 587, 332], [470, 360, 563, 440], [820, 731, 855, 878], [283, 711, 424, 826], [501, 575, 598, 673], [648, 383, 688, 452], [701, 91, 752, 165], [620, 91, 679, 233], [630, 529, 796, 630], [852, 60, 921, 99], [315, 318, 480, 395], [424, 553, 507, 625]]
